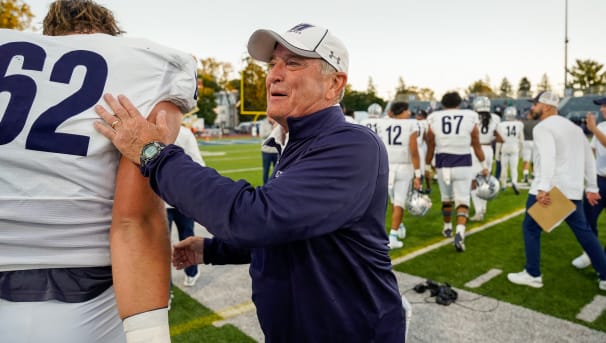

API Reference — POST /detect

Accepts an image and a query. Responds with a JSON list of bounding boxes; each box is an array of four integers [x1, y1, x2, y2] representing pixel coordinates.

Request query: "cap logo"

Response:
[[328, 51, 341, 65], [287, 23, 314, 34]]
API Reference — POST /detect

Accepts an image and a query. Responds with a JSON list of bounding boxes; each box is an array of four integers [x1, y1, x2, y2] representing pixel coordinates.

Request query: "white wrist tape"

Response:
[[480, 160, 488, 170], [414, 169, 422, 178], [123, 308, 170, 343]]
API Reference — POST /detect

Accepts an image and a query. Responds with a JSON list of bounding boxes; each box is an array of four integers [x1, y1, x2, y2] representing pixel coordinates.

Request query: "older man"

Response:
[[507, 91, 606, 291], [94, 23, 407, 342]]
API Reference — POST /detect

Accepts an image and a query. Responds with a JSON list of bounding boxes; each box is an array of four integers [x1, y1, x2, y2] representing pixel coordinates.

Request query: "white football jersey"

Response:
[[0, 29, 197, 271], [496, 120, 524, 153], [416, 118, 428, 149], [477, 113, 500, 144], [427, 109, 479, 155], [359, 117, 382, 135], [376, 118, 418, 164]]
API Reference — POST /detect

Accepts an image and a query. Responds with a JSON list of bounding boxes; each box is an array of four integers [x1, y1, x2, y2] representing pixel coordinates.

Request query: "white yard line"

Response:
[[392, 208, 526, 265]]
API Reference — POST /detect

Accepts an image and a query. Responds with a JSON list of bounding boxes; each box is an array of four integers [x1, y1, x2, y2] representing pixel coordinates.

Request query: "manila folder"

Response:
[[527, 186, 576, 233]]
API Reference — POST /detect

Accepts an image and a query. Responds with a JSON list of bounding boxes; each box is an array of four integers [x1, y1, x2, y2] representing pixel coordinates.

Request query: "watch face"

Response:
[[143, 145, 159, 159]]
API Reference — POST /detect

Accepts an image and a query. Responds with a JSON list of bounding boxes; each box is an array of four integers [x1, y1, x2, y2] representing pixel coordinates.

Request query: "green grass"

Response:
[[169, 138, 606, 340], [169, 288, 256, 342]]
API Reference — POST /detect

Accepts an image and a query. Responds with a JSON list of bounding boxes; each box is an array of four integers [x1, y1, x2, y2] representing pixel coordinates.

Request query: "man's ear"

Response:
[[327, 72, 347, 99]]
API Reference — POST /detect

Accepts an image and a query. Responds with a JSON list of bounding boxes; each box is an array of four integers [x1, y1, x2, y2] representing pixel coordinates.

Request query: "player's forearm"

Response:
[[111, 213, 171, 318], [111, 157, 171, 319]]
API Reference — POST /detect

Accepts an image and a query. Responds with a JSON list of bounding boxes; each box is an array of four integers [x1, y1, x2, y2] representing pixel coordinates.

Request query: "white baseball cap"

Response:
[[529, 91, 560, 107], [247, 23, 349, 73]]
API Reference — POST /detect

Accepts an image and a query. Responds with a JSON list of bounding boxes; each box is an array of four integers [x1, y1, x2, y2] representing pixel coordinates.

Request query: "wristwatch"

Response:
[[140, 141, 166, 166]]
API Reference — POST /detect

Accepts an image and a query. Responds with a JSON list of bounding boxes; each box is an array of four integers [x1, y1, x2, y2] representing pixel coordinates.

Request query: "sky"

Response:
[[27, 0, 606, 100]]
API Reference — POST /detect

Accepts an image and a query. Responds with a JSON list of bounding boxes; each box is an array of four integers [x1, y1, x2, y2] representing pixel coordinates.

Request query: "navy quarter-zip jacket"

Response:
[[143, 106, 406, 342]]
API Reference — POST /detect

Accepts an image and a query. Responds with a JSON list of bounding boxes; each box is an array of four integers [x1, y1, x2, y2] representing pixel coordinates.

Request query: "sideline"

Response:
[[391, 208, 526, 265]]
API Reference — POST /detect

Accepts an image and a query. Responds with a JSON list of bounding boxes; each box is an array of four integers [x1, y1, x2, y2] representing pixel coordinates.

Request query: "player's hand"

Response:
[[413, 177, 421, 190], [536, 190, 551, 206], [481, 168, 489, 177], [94, 94, 171, 165], [172, 236, 205, 269], [586, 191, 601, 206]]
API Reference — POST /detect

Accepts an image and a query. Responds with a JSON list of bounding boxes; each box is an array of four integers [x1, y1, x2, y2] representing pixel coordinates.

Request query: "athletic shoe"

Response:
[[454, 233, 465, 252], [600, 280, 606, 291], [469, 213, 484, 222], [388, 234, 403, 249], [511, 182, 519, 195], [442, 227, 452, 238], [572, 252, 591, 269], [507, 270, 543, 288], [184, 271, 200, 287], [391, 226, 406, 240]]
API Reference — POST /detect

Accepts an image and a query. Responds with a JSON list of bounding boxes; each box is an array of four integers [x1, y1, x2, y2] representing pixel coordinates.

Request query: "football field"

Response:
[[167, 138, 606, 342]]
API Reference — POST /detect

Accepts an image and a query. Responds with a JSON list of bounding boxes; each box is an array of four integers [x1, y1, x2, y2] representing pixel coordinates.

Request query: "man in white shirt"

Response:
[[426, 92, 489, 252], [573, 97, 606, 269], [507, 92, 606, 291]]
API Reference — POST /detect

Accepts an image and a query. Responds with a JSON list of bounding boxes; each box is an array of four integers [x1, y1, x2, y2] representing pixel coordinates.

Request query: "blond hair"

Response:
[[43, 0, 124, 36]]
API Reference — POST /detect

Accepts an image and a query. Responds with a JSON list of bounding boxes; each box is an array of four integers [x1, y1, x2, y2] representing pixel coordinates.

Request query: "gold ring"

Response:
[[110, 120, 120, 129]]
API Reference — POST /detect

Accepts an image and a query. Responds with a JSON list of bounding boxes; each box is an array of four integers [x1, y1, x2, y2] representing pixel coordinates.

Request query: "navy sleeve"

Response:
[[143, 129, 382, 247], [203, 238, 251, 265]]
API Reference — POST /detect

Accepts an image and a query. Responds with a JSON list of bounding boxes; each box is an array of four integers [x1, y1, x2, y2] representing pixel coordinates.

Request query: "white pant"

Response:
[[388, 163, 414, 207], [437, 166, 473, 207], [471, 145, 494, 175], [500, 150, 520, 185], [522, 140, 534, 162], [0, 286, 125, 343]]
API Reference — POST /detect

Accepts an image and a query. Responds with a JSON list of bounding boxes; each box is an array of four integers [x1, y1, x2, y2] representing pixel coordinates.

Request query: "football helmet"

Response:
[[472, 96, 491, 113], [367, 103, 383, 118], [406, 189, 432, 216], [503, 106, 517, 121], [476, 174, 500, 200]]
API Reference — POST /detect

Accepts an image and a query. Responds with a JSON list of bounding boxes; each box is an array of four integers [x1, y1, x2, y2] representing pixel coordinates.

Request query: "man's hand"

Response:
[[172, 236, 205, 269], [586, 191, 601, 206], [536, 190, 551, 206], [94, 94, 172, 165]]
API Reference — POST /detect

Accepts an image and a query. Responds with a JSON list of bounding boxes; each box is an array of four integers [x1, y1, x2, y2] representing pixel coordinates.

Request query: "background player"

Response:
[[496, 106, 524, 194], [379, 101, 421, 249], [470, 96, 503, 221], [426, 92, 489, 252]]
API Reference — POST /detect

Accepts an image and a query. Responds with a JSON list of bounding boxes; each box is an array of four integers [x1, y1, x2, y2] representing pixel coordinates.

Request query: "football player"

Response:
[[469, 96, 503, 221], [426, 92, 489, 252], [521, 110, 539, 183], [0, 1, 197, 342], [359, 102, 383, 134], [378, 102, 421, 249], [415, 109, 432, 192], [496, 106, 524, 193]]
